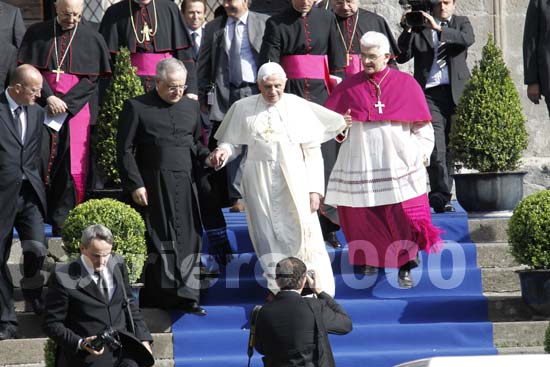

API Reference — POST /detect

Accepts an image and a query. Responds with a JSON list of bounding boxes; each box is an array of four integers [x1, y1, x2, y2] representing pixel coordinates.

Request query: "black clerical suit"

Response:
[[99, 0, 197, 94], [397, 16, 474, 209], [0, 91, 47, 332], [524, 0, 550, 115], [0, 1, 25, 48], [335, 8, 400, 73], [255, 291, 352, 367], [44, 254, 153, 367], [117, 90, 210, 307]]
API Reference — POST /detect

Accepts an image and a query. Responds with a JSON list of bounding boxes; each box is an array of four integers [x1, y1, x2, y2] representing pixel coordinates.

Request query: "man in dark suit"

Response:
[[254, 257, 352, 367], [0, 64, 48, 340], [197, 0, 269, 213], [44, 224, 153, 367], [0, 1, 26, 48], [397, 0, 474, 213], [524, 0, 550, 117]]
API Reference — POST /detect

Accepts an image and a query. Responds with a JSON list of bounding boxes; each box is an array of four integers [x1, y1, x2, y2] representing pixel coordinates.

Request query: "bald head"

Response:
[[55, 0, 83, 30], [8, 64, 43, 106]]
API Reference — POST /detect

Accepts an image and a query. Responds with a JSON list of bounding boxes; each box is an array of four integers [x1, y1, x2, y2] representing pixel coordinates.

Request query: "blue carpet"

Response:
[[172, 201, 496, 366]]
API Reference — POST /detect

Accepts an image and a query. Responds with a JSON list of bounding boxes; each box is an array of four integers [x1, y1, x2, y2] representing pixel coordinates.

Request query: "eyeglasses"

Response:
[[18, 84, 42, 96], [167, 85, 188, 92], [361, 53, 384, 61]]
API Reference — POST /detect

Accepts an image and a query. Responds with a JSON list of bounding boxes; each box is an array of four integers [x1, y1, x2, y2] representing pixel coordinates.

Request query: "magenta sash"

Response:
[[345, 54, 363, 77], [130, 52, 172, 76], [43, 72, 91, 204], [280, 54, 332, 94]]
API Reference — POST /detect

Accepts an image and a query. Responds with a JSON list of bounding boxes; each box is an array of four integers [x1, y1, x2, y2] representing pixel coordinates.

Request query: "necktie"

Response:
[[191, 31, 199, 58], [95, 271, 109, 302], [229, 20, 243, 87], [13, 106, 23, 140], [436, 21, 449, 69]]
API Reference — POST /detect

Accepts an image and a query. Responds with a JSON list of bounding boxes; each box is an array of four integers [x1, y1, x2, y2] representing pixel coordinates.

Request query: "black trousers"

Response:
[[425, 85, 455, 205], [0, 180, 46, 326]]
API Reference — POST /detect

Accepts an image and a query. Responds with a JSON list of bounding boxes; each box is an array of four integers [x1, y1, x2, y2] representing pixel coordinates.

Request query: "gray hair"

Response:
[[156, 58, 188, 81], [81, 224, 114, 248], [360, 31, 390, 55]]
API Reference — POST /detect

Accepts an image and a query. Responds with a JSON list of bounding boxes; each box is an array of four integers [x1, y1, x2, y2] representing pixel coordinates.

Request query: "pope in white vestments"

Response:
[[209, 62, 348, 296]]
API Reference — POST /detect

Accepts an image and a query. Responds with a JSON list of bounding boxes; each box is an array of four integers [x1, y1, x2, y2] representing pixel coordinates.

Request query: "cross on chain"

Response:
[[53, 67, 64, 83], [141, 23, 153, 42], [375, 100, 385, 114]]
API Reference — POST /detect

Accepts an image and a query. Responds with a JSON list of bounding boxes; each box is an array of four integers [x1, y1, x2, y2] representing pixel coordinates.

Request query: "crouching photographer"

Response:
[[254, 257, 352, 367], [43, 224, 154, 367]]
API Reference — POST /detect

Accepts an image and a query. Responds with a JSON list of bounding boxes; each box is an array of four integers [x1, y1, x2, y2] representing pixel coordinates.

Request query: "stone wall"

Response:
[[361, 0, 550, 195]]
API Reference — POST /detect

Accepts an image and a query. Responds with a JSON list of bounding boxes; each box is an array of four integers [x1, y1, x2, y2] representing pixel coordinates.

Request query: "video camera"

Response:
[[399, 0, 439, 30]]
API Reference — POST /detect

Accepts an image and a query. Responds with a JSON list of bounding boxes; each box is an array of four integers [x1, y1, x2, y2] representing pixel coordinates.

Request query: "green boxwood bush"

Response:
[[450, 34, 528, 172], [61, 198, 147, 283], [44, 339, 56, 367], [508, 190, 550, 269], [96, 47, 144, 185]]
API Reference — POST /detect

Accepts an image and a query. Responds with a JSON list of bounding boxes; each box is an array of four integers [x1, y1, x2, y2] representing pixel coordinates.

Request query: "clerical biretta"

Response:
[[209, 62, 348, 296]]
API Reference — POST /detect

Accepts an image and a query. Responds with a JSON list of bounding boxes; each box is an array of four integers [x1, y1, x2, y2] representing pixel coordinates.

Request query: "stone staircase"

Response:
[[1, 213, 549, 366], [470, 213, 549, 353]]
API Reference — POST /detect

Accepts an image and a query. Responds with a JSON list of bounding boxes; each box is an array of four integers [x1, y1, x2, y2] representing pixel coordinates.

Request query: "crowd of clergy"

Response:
[[0, 0, 480, 344]]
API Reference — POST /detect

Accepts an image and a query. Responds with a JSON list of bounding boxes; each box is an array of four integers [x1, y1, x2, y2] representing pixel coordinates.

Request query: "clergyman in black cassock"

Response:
[[117, 58, 210, 314], [332, 0, 400, 76], [99, 0, 197, 94], [259, 0, 346, 248], [18, 0, 111, 234]]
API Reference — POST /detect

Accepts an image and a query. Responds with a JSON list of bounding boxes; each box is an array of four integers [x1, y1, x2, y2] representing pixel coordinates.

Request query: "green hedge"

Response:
[[61, 198, 147, 283]]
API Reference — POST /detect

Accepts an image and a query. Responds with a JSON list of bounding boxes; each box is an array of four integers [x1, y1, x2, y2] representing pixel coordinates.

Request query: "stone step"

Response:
[[0, 333, 173, 366], [468, 214, 511, 243], [486, 292, 550, 322], [493, 321, 549, 348], [481, 267, 523, 293], [498, 346, 546, 354], [475, 242, 518, 269]]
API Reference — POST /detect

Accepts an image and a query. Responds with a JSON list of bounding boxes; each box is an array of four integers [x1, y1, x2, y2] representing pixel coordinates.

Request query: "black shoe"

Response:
[[356, 265, 378, 276], [0, 325, 17, 340], [444, 203, 456, 212], [25, 298, 45, 316], [398, 269, 414, 288], [429, 196, 446, 213], [181, 301, 207, 316], [324, 232, 342, 249]]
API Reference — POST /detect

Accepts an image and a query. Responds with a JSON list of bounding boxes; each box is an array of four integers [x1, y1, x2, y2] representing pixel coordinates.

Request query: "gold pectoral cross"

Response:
[[345, 52, 350, 67], [263, 126, 274, 141], [141, 23, 153, 42], [53, 66, 64, 82]]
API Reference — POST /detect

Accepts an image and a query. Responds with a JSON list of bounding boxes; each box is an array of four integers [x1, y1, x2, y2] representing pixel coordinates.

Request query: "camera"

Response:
[[399, 0, 439, 29], [88, 328, 122, 351]]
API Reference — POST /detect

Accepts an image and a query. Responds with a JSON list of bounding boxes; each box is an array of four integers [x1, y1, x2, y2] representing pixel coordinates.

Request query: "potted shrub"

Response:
[[508, 190, 550, 316], [61, 198, 147, 285], [92, 47, 144, 197], [449, 34, 528, 211]]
